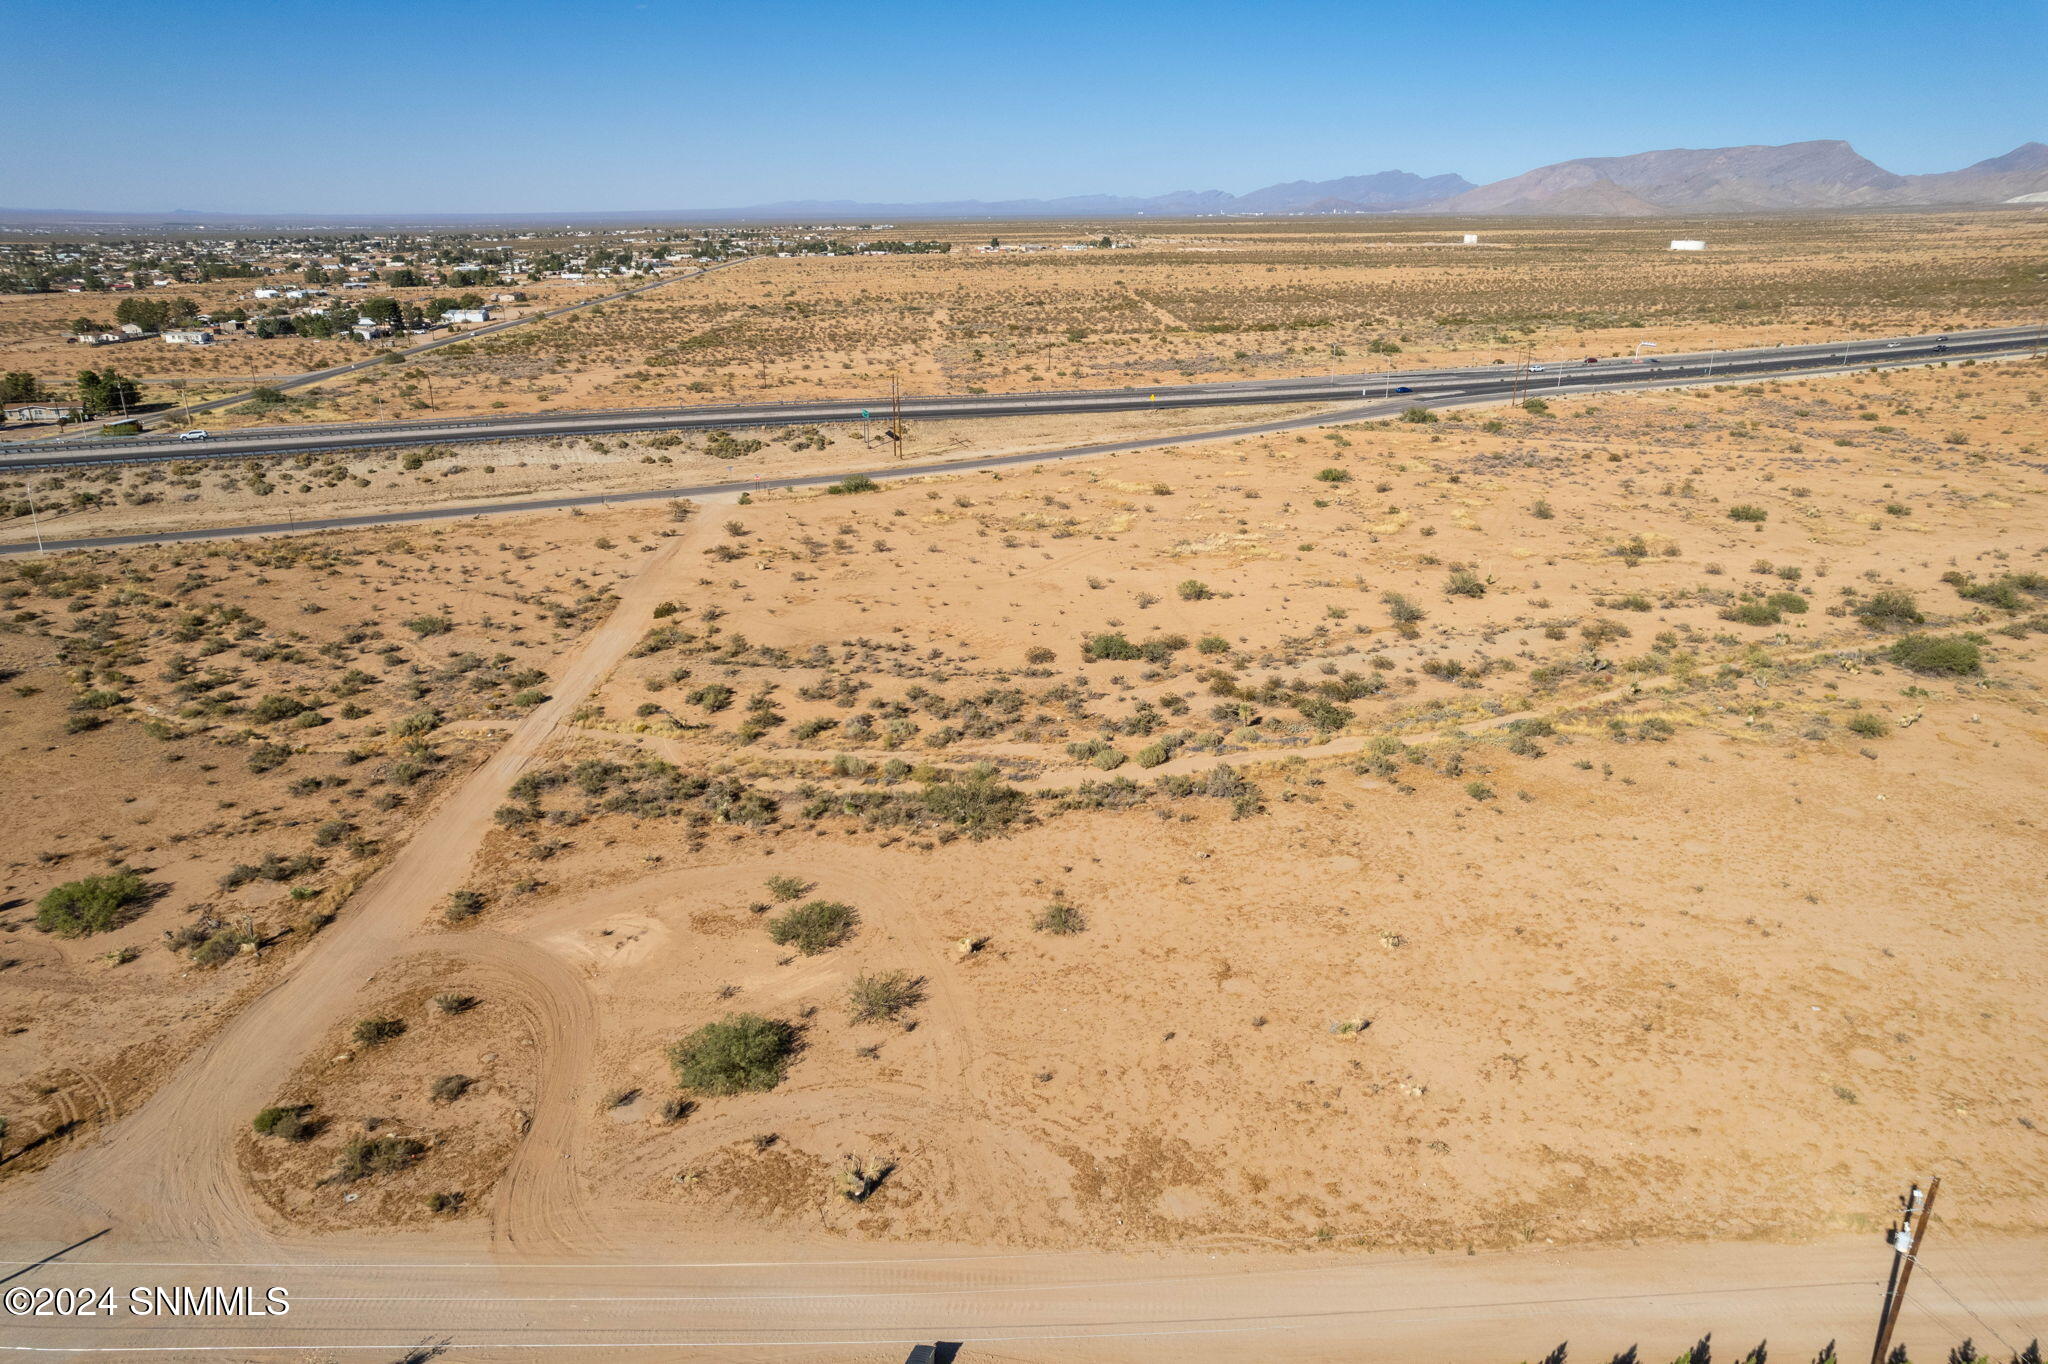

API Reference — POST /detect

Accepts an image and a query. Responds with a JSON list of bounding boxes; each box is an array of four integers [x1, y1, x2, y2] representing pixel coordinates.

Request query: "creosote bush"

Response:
[[766, 899, 859, 955], [1888, 634, 1981, 675], [252, 1105, 314, 1141], [37, 870, 150, 938], [1034, 899, 1087, 935], [847, 970, 924, 1023], [352, 1016, 406, 1047], [336, 1135, 425, 1182], [668, 1013, 797, 1095]]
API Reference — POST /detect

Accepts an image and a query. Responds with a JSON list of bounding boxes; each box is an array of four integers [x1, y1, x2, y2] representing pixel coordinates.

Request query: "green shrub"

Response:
[[1197, 635, 1229, 654], [1846, 713, 1890, 738], [766, 900, 858, 955], [1383, 592, 1426, 625], [825, 474, 878, 495], [336, 1135, 425, 1181], [1034, 899, 1087, 935], [1314, 467, 1350, 483], [1444, 570, 1487, 599], [1720, 601, 1781, 626], [443, 889, 485, 924], [404, 614, 452, 636], [352, 1016, 406, 1047], [1726, 505, 1768, 523], [250, 694, 308, 723], [1178, 578, 1214, 599], [919, 775, 1029, 836], [668, 1013, 797, 1094], [847, 970, 924, 1023], [1766, 591, 1808, 615], [252, 1105, 314, 1140], [1401, 406, 1437, 423], [1888, 634, 1981, 675], [1856, 590, 1922, 629], [1082, 632, 1142, 661], [765, 874, 811, 902], [37, 871, 150, 938]]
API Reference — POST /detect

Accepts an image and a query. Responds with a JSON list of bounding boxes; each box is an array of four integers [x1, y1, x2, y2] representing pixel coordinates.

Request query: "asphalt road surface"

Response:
[[4, 326, 2042, 557], [4, 324, 2039, 473]]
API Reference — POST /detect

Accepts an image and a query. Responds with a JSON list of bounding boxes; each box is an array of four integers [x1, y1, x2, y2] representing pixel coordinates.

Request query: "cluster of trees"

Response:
[[793, 239, 951, 256], [3, 371, 45, 403], [77, 368, 142, 417], [113, 296, 202, 332]]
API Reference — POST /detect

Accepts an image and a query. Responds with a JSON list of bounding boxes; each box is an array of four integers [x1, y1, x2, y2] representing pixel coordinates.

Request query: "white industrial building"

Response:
[[1669, 239, 1706, 251]]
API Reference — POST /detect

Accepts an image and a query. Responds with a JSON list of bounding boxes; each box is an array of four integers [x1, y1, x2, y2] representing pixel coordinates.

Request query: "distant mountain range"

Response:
[[1431, 140, 2048, 215], [4, 140, 2044, 228]]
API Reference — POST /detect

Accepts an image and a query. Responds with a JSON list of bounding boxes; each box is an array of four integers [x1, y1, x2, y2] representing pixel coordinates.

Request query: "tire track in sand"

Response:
[[0, 516, 711, 1256]]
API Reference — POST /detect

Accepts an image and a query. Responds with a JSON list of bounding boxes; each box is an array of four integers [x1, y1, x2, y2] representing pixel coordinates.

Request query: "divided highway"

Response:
[[3, 324, 2040, 473]]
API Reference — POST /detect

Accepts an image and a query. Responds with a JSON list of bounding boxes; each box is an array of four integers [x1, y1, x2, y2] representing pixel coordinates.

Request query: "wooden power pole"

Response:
[[1869, 1176, 1939, 1364], [887, 372, 905, 454]]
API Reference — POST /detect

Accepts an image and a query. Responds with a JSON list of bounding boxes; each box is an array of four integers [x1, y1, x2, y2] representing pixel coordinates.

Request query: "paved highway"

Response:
[[2, 325, 2039, 472], [3, 325, 2043, 556]]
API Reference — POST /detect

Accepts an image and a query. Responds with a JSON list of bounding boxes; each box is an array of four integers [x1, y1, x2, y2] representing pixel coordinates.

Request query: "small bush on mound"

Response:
[[668, 1013, 797, 1095], [1034, 899, 1087, 935], [336, 1135, 425, 1182], [1720, 601, 1781, 626], [764, 874, 811, 902], [430, 1074, 472, 1103], [37, 871, 151, 938], [1766, 591, 1809, 615], [1889, 634, 1982, 675], [1082, 631, 1142, 661], [1846, 713, 1891, 738], [252, 1105, 315, 1141], [352, 1016, 406, 1047], [1444, 570, 1487, 599], [1401, 405, 1437, 423], [1857, 590, 1923, 630], [1314, 467, 1350, 483], [1383, 592, 1427, 625], [1727, 504, 1768, 523], [825, 474, 878, 495], [847, 970, 924, 1023], [920, 776, 1029, 837], [767, 900, 858, 955], [443, 889, 485, 924]]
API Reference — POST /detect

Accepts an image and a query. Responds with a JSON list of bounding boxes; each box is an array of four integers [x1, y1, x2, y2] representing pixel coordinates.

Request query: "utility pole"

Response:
[[887, 373, 905, 455], [1869, 1176, 1938, 1364]]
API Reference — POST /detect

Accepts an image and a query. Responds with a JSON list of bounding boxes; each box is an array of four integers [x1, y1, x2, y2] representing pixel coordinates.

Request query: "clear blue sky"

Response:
[[6, 0, 2042, 213]]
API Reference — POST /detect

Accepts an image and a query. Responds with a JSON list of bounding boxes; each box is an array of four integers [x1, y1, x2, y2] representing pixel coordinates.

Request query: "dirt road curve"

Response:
[[2, 513, 2044, 1361]]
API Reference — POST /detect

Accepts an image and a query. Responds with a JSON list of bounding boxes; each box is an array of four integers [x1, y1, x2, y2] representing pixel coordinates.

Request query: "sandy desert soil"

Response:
[[0, 400, 1334, 543], [0, 511, 662, 1171], [3, 211, 2041, 435], [116, 353, 2043, 1252]]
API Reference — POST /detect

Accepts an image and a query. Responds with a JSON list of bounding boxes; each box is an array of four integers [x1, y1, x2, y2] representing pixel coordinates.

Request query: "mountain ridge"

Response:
[[4, 140, 2042, 227]]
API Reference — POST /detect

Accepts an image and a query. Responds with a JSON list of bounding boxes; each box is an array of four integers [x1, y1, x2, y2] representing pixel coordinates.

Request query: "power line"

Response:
[[1913, 1261, 2023, 1357]]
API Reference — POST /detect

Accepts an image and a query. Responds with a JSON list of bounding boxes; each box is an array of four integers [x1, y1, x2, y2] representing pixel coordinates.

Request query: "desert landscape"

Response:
[[2, 210, 2043, 440], [6, 344, 2046, 1276], [4, 50, 2047, 1346]]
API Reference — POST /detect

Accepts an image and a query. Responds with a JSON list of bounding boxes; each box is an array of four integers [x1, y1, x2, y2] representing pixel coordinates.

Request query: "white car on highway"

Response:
[[179, 430, 209, 440]]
